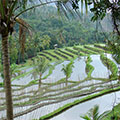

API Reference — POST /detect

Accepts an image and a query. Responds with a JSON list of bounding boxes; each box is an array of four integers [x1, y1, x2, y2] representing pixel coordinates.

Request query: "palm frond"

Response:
[[81, 0, 83, 14], [92, 105, 99, 120], [61, 61, 74, 78], [97, 111, 110, 120], [7, 0, 18, 23], [61, 64, 67, 75], [15, 17, 33, 33], [19, 24, 26, 59], [31, 56, 50, 80], [14, 0, 85, 20], [85, 0, 88, 14], [81, 105, 110, 120], [80, 115, 91, 120], [16, 17, 33, 58]]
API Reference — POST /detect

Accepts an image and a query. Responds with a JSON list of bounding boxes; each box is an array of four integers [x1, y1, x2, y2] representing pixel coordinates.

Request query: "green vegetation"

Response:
[[81, 105, 110, 120], [94, 44, 109, 51], [61, 61, 74, 85], [0, 44, 105, 87], [104, 104, 120, 120], [58, 49, 75, 58], [85, 56, 94, 78], [43, 51, 60, 60], [38, 53, 52, 61], [84, 45, 104, 53], [0, 82, 4, 87], [65, 47, 79, 55], [42, 60, 63, 80], [0, 6, 107, 64], [43, 50, 64, 60], [0, 0, 119, 119], [54, 50, 70, 60], [73, 46, 97, 55], [31, 56, 50, 87], [11, 68, 34, 82], [39, 86, 120, 120], [100, 54, 118, 79]]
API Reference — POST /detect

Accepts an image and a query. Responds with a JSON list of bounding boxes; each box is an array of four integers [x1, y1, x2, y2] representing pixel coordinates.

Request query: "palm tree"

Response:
[[0, 0, 83, 119], [0, 1, 33, 119], [81, 105, 110, 120], [61, 61, 74, 86], [32, 56, 50, 87], [1, 63, 21, 80]]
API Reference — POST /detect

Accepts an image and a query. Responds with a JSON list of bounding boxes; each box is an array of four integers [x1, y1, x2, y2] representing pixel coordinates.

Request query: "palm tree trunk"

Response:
[[39, 73, 42, 88], [2, 33, 13, 120], [65, 77, 68, 86]]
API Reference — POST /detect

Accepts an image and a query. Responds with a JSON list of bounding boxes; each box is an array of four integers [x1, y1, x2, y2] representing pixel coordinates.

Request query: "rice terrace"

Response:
[[0, 0, 120, 120], [1, 44, 120, 120]]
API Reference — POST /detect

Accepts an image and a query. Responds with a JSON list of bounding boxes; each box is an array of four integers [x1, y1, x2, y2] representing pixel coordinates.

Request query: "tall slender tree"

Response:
[[61, 61, 74, 86], [32, 56, 50, 87], [0, 1, 79, 119]]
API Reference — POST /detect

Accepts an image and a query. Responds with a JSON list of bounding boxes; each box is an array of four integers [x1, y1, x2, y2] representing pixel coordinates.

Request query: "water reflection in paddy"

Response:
[[12, 91, 120, 120], [51, 91, 120, 120], [1, 55, 120, 120], [43, 61, 69, 83], [70, 58, 87, 81], [91, 55, 111, 78], [13, 96, 85, 120], [12, 67, 49, 85]]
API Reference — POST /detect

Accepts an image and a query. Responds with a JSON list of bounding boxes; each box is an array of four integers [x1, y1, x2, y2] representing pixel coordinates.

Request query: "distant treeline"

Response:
[[0, 6, 109, 64]]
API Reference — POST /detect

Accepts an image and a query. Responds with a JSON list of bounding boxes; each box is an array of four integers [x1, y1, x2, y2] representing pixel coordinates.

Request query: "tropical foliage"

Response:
[[61, 61, 74, 85], [85, 56, 94, 78], [0, 0, 78, 119], [32, 56, 50, 87], [0, 0, 119, 120], [81, 105, 110, 120]]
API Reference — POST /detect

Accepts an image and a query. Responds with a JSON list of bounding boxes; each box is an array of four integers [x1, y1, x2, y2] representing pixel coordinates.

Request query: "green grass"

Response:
[[38, 53, 53, 61], [65, 47, 79, 55], [85, 56, 94, 78], [73, 46, 97, 55], [94, 44, 108, 51], [84, 45, 104, 53], [0, 44, 116, 118], [65, 47, 87, 56], [43, 50, 60, 61], [104, 103, 120, 120], [54, 50, 70, 60], [47, 50, 65, 60], [100, 54, 118, 79], [58, 49, 75, 58]]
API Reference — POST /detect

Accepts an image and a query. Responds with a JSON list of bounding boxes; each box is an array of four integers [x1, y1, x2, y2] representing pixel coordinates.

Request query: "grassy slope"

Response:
[[100, 54, 118, 79]]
